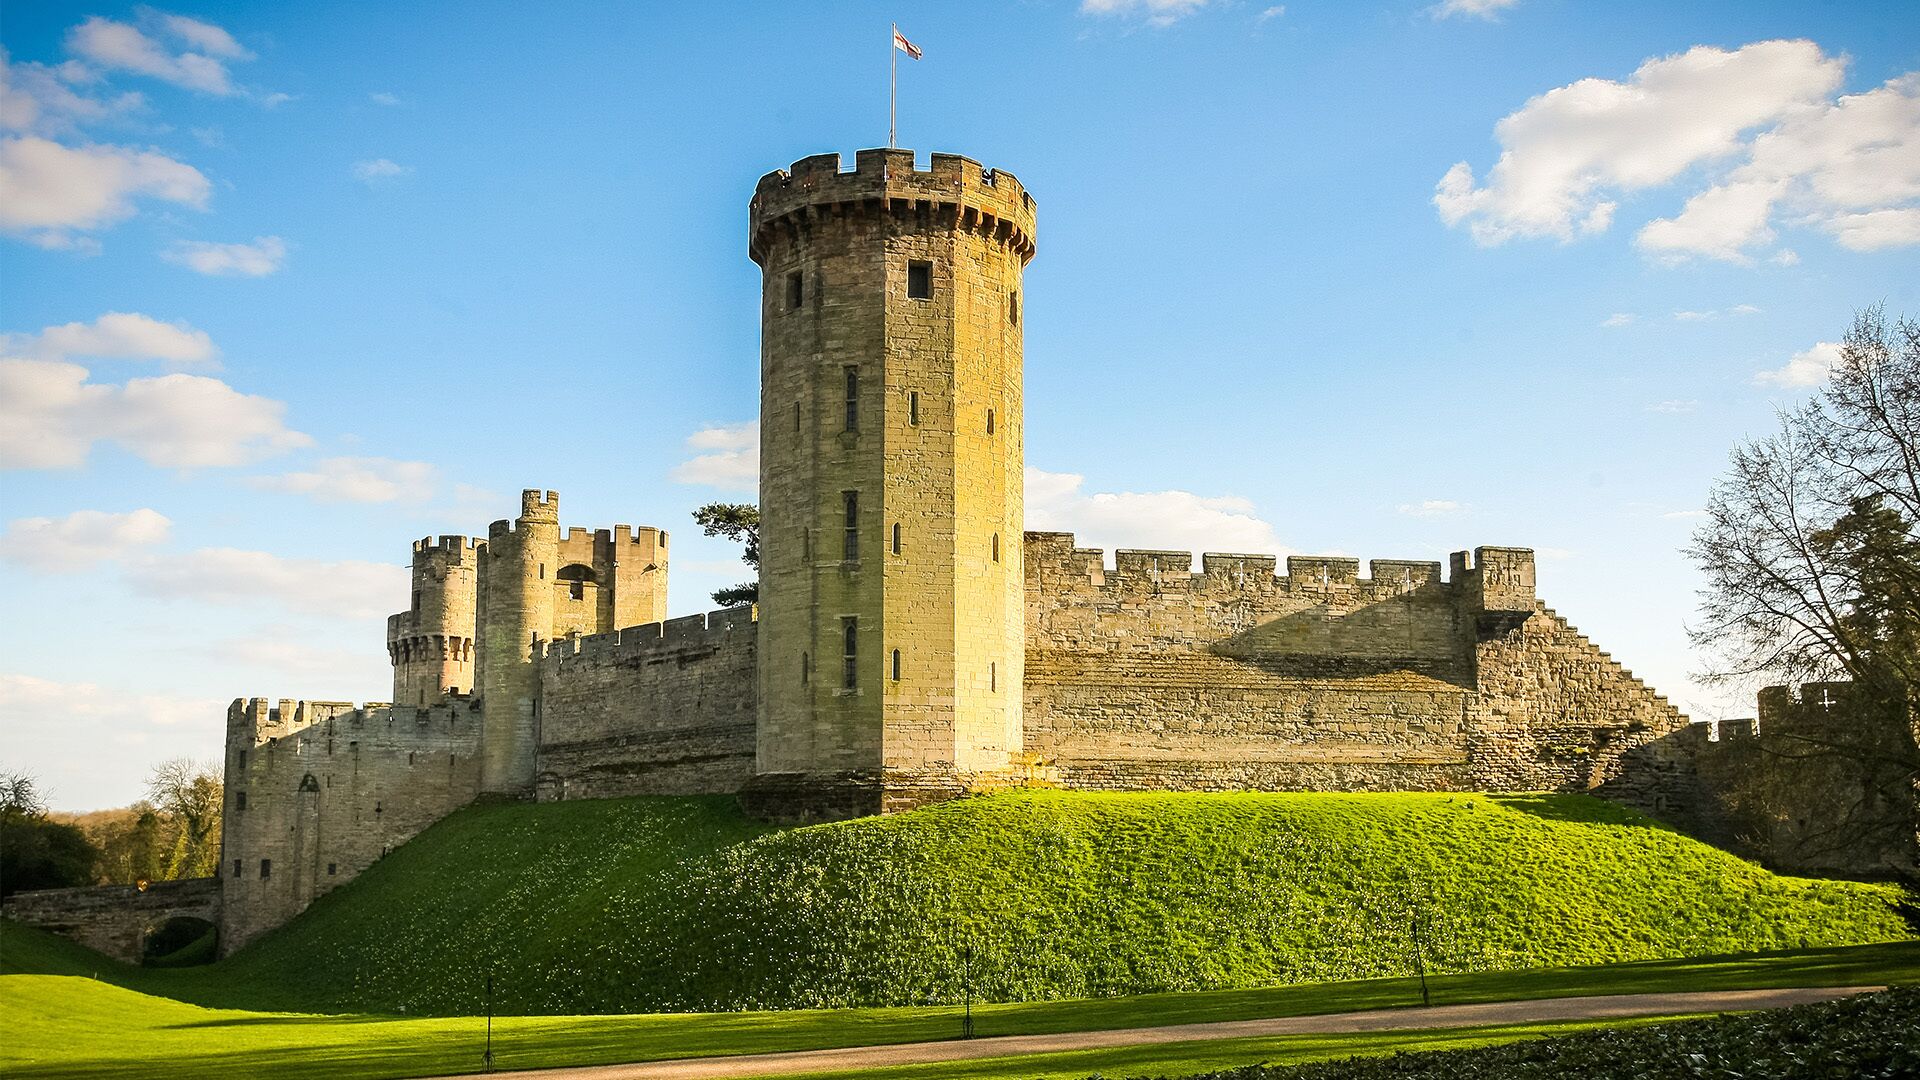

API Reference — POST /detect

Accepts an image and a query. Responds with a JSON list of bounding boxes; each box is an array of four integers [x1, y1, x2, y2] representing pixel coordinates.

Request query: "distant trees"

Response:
[[693, 502, 760, 607], [0, 770, 99, 896], [1687, 305, 1918, 864], [42, 759, 224, 886]]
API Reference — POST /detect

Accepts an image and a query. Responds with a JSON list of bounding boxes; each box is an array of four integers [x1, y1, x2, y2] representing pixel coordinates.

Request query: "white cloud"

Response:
[[1646, 400, 1696, 414], [0, 673, 227, 810], [1079, 0, 1208, 27], [1754, 340, 1843, 387], [1672, 304, 1762, 321], [0, 358, 310, 469], [0, 47, 146, 135], [1601, 313, 1635, 327], [351, 158, 411, 183], [1430, 0, 1519, 19], [1257, 6, 1286, 21], [1638, 72, 1920, 261], [1026, 467, 1285, 556], [368, 92, 401, 107], [0, 135, 209, 244], [1, 312, 218, 368], [1397, 499, 1465, 516], [1672, 310, 1712, 322], [671, 422, 759, 489], [66, 14, 247, 96], [1770, 249, 1801, 266], [1436, 42, 1920, 262], [153, 13, 251, 60], [1662, 509, 1709, 520], [248, 457, 438, 503], [0, 673, 216, 730], [258, 91, 295, 109], [126, 547, 406, 621], [0, 508, 171, 571], [161, 235, 286, 277]]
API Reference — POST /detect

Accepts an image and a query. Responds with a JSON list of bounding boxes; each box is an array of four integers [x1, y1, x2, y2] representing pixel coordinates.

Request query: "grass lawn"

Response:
[[72, 791, 1911, 1016], [3, 937, 1915, 1080]]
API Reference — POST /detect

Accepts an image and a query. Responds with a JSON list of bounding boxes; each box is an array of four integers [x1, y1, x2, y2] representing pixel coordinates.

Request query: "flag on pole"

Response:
[[893, 27, 923, 60]]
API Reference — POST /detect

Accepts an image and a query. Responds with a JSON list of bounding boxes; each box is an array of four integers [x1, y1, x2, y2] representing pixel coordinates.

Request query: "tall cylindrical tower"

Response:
[[744, 148, 1036, 819], [386, 536, 479, 705], [476, 489, 559, 793]]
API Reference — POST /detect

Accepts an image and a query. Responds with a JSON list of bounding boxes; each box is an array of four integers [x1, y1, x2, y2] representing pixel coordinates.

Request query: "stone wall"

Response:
[[535, 606, 759, 801], [1677, 683, 1918, 878], [218, 697, 482, 955], [1, 878, 218, 964], [1024, 537, 1696, 803]]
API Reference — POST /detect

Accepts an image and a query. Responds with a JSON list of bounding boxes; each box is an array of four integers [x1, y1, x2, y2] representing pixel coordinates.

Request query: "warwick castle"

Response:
[[212, 149, 1913, 955]]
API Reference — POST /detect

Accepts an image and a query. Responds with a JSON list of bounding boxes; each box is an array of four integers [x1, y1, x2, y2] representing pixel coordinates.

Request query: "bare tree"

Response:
[[1688, 306, 1919, 870]]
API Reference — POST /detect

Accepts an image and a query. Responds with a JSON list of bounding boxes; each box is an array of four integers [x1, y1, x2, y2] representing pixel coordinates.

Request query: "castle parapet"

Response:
[[545, 605, 758, 669], [750, 149, 1036, 267]]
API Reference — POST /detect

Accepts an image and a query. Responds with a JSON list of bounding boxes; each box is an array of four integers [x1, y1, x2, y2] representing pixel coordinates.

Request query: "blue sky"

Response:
[[2, 1, 1916, 810]]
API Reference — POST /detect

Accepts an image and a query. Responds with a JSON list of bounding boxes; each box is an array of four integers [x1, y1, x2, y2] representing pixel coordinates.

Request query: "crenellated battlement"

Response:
[[749, 148, 1036, 266], [226, 696, 478, 749], [411, 534, 483, 558], [544, 605, 756, 669], [1025, 531, 1478, 602]]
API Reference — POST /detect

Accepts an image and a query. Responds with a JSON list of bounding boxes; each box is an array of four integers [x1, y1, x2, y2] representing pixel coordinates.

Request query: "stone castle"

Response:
[[215, 148, 1865, 955]]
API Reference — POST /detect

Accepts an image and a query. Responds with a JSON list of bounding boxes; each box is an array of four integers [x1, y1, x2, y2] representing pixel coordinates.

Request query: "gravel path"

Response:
[[440, 985, 1881, 1080]]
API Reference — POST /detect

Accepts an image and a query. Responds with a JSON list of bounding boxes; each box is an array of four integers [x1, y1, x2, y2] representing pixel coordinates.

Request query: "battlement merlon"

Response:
[[543, 605, 757, 668], [749, 149, 1036, 267], [411, 535, 483, 561], [1453, 546, 1537, 613], [225, 697, 366, 746], [1024, 532, 1515, 596]]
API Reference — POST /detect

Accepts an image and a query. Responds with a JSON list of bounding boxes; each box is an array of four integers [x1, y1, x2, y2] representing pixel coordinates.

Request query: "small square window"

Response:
[[328, 862, 337, 876], [907, 260, 932, 300], [786, 270, 804, 311], [235, 791, 247, 811], [260, 858, 272, 880]]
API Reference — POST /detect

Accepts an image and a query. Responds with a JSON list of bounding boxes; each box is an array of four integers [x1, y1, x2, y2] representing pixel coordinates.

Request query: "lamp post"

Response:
[[483, 970, 494, 1072], [961, 942, 975, 1039]]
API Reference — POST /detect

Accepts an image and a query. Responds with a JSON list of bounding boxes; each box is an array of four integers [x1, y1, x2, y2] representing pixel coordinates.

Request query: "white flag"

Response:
[[893, 27, 922, 60]]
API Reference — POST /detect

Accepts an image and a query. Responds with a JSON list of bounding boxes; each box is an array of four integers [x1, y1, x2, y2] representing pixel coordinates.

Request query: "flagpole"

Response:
[[889, 23, 897, 147]]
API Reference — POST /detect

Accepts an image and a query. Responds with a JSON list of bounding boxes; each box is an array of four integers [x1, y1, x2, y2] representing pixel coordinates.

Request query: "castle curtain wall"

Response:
[[218, 699, 483, 955], [534, 607, 759, 801]]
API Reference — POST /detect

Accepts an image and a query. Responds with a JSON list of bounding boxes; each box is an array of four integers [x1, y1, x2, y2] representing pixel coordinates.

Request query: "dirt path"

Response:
[[445, 985, 1881, 1080]]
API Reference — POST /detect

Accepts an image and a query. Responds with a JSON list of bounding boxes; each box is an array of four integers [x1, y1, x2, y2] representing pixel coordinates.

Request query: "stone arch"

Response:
[[142, 913, 217, 966], [556, 563, 596, 601], [298, 772, 320, 792]]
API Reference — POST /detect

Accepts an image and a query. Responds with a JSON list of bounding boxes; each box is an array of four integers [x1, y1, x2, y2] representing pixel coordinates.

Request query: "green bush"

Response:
[[1142, 986, 1920, 1080]]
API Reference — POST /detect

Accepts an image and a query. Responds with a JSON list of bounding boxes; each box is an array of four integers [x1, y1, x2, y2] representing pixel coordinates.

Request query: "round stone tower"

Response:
[[386, 536, 480, 705], [743, 148, 1036, 819], [476, 488, 559, 793]]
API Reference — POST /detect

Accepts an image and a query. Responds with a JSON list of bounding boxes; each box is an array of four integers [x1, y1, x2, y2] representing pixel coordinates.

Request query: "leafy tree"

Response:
[[0, 770, 100, 896], [1687, 305, 1919, 863], [693, 502, 760, 607], [146, 759, 222, 880]]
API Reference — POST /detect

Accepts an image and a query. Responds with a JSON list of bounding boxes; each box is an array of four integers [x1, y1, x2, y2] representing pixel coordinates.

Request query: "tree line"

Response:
[[1, 759, 222, 896]]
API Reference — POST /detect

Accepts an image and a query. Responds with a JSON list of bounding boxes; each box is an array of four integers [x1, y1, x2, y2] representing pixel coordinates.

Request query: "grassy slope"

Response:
[[12, 791, 1913, 1016], [5, 940, 1917, 1080]]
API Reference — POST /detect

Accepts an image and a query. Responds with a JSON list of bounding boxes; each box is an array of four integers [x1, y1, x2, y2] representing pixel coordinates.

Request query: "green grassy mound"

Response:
[[20, 791, 1914, 1016]]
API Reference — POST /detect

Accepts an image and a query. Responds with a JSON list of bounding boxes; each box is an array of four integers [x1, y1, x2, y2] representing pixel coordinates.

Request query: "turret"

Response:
[[472, 490, 672, 794], [743, 149, 1036, 819], [386, 536, 481, 704], [476, 490, 560, 793]]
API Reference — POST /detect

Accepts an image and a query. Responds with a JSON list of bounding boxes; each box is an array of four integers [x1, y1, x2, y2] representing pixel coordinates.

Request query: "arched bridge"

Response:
[[1, 877, 221, 964]]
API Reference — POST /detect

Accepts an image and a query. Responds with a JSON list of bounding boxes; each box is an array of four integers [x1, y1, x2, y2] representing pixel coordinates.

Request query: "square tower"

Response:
[[744, 149, 1037, 819]]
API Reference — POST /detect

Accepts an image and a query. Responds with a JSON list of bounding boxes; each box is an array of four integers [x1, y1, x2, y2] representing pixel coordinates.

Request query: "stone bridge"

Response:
[[1, 877, 221, 964]]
